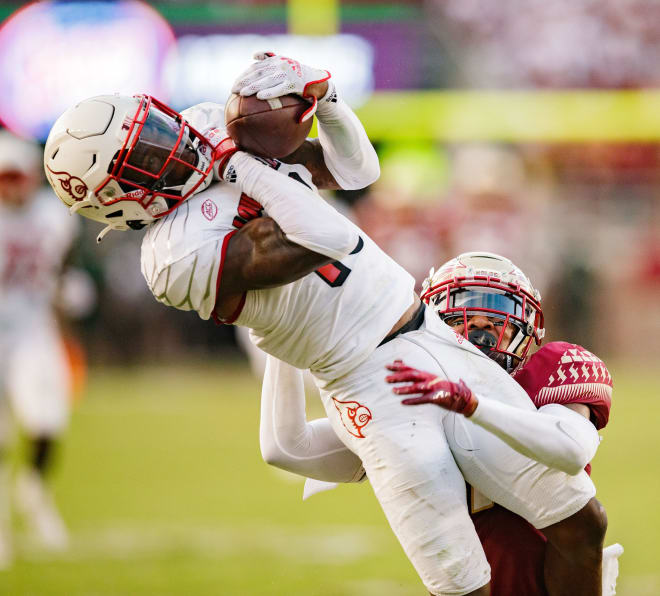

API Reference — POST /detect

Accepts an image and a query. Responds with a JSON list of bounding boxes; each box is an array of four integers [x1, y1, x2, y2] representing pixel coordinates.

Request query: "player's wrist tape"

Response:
[[223, 152, 359, 261]]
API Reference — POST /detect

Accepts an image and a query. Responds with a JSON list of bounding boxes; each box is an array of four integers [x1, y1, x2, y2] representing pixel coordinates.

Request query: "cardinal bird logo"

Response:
[[332, 397, 372, 438], [45, 166, 88, 200]]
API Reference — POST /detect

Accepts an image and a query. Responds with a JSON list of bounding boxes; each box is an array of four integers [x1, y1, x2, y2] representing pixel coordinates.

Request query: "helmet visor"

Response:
[[112, 106, 198, 195], [450, 288, 525, 318]]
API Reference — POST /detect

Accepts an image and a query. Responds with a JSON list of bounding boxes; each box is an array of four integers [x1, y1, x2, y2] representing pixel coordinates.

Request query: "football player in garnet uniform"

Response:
[[260, 252, 620, 595]]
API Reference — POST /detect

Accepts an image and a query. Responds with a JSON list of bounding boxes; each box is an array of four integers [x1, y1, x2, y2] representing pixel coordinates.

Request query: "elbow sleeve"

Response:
[[538, 404, 601, 474], [225, 152, 359, 260], [470, 399, 601, 476], [315, 83, 380, 190]]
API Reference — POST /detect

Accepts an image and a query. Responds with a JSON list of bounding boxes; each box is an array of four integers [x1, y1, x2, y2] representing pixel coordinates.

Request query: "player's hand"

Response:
[[385, 361, 479, 417], [231, 52, 331, 123]]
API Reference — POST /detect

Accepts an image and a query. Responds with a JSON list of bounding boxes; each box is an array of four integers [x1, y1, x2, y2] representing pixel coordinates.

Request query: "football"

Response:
[[224, 93, 313, 159]]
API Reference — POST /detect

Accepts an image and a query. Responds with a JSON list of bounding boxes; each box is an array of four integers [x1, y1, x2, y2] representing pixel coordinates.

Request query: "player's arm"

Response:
[[232, 52, 380, 191], [260, 355, 365, 483], [386, 362, 601, 476], [280, 139, 340, 190], [216, 151, 360, 316]]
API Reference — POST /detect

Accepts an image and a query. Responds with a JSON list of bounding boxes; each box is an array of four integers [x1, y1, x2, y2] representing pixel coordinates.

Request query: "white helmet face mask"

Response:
[[44, 94, 216, 241], [421, 252, 545, 373]]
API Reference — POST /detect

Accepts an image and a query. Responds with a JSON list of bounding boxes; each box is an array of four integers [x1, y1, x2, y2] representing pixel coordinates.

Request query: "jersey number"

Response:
[[315, 237, 364, 287], [283, 170, 364, 288]]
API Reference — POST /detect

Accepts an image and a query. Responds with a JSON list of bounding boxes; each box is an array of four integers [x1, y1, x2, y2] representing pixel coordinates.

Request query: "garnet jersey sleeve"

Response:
[[513, 342, 612, 429]]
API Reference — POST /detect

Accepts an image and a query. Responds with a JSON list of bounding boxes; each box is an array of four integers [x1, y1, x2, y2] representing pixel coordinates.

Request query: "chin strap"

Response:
[[96, 225, 113, 244]]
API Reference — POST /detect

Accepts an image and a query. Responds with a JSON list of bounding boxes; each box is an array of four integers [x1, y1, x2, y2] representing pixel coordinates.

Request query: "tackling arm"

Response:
[[468, 400, 600, 476], [387, 362, 600, 476], [260, 355, 365, 483]]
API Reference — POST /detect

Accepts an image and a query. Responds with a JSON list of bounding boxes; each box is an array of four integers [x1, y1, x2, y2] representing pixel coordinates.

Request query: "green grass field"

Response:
[[0, 359, 657, 595]]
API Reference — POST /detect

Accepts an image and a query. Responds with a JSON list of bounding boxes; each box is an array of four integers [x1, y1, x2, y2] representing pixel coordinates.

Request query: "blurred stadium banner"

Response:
[[2, 0, 660, 143], [356, 90, 660, 142]]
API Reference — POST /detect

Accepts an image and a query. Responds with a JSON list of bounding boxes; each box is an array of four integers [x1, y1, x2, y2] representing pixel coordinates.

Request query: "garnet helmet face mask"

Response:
[[421, 252, 545, 373], [44, 94, 216, 241]]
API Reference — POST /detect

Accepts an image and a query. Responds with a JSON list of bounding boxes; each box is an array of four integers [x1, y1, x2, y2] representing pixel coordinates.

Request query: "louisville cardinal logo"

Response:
[[332, 397, 372, 438], [46, 166, 88, 200]]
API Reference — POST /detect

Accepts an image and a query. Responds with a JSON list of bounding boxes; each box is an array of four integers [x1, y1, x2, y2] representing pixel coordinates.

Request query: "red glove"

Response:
[[385, 360, 479, 417]]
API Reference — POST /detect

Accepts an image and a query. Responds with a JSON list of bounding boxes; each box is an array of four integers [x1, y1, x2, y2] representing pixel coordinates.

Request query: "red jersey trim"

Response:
[[211, 230, 246, 325], [218, 292, 246, 325]]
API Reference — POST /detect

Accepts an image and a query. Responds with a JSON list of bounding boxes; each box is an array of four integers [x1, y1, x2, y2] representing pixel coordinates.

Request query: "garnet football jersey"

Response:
[[472, 342, 613, 596]]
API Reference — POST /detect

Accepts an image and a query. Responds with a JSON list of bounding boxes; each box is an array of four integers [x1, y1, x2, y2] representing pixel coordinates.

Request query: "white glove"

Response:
[[231, 52, 331, 123]]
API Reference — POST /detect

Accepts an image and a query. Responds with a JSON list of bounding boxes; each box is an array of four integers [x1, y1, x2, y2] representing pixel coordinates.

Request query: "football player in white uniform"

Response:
[[0, 130, 78, 565], [259, 252, 618, 595], [44, 53, 604, 595]]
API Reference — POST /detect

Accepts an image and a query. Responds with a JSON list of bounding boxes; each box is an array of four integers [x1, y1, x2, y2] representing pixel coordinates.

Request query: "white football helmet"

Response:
[[421, 252, 544, 372], [44, 94, 217, 241]]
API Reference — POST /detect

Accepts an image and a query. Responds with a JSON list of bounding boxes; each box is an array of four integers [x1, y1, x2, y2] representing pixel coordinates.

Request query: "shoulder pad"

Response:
[[513, 342, 612, 429]]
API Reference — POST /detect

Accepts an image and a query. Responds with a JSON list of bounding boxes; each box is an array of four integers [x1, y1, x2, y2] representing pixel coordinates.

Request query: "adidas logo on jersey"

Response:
[[225, 165, 237, 183], [326, 91, 338, 103]]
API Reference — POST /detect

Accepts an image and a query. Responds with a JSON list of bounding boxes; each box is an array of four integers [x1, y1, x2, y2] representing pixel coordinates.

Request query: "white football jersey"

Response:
[[141, 104, 415, 381], [0, 189, 77, 334]]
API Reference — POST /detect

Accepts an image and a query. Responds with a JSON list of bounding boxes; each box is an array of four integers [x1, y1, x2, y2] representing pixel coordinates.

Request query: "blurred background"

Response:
[[0, 0, 658, 594]]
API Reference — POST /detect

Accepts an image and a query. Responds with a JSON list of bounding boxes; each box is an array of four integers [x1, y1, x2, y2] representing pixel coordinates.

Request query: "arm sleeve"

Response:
[[315, 82, 380, 190], [469, 399, 601, 475], [259, 355, 365, 483], [225, 152, 360, 261]]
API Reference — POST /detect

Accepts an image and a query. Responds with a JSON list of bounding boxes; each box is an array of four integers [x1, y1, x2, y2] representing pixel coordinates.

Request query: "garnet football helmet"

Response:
[[44, 94, 217, 241], [422, 252, 544, 372]]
